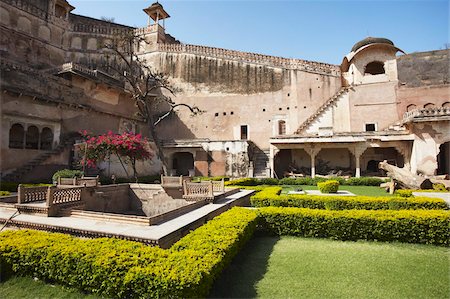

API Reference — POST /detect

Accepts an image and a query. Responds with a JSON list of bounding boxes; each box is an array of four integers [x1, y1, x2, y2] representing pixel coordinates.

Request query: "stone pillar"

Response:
[[17, 184, 24, 204], [305, 146, 321, 178], [269, 145, 279, 178], [350, 145, 367, 178], [248, 161, 254, 178]]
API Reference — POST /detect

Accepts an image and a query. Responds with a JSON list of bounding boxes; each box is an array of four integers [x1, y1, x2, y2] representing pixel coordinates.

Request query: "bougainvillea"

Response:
[[79, 130, 154, 180]]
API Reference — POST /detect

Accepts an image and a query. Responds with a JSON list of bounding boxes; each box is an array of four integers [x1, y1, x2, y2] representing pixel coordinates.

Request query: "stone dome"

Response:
[[351, 37, 395, 52]]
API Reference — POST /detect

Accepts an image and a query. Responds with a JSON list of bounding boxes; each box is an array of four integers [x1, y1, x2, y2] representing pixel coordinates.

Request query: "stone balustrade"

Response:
[[17, 185, 48, 204], [182, 181, 214, 201], [134, 24, 160, 35], [61, 62, 98, 77], [156, 43, 340, 76], [17, 185, 85, 211], [51, 187, 83, 205], [161, 175, 187, 186], [72, 23, 130, 35], [58, 176, 99, 187], [211, 179, 225, 193], [403, 107, 450, 122]]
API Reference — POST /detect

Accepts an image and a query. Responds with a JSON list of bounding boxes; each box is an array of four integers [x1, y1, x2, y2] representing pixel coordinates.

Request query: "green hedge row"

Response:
[[0, 207, 258, 298], [250, 187, 449, 210], [226, 176, 387, 186], [257, 207, 450, 246]]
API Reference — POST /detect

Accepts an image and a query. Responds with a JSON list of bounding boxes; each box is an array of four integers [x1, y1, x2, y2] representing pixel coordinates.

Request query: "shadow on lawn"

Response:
[[208, 235, 279, 298]]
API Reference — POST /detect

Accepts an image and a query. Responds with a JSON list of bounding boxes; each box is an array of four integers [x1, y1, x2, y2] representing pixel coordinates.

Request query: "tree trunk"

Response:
[[378, 160, 433, 190], [148, 119, 168, 175]]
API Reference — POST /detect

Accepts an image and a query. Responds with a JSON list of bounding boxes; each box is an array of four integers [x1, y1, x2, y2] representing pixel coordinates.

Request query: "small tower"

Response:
[[138, 2, 171, 49], [143, 2, 170, 28]]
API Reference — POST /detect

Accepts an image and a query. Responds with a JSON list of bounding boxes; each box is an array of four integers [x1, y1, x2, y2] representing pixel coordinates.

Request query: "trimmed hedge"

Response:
[[317, 180, 339, 193], [257, 207, 450, 246], [225, 176, 387, 187], [395, 190, 414, 198], [250, 187, 449, 210], [52, 169, 83, 182], [0, 207, 258, 298]]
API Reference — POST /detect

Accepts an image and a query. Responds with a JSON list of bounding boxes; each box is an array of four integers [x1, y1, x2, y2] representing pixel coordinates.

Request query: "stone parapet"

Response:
[[403, 107, 450, 123], [156, 43, 341, 76]]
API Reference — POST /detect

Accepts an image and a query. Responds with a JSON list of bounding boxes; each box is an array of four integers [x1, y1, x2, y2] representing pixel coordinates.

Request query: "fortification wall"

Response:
[[143, 48, 342, 149]]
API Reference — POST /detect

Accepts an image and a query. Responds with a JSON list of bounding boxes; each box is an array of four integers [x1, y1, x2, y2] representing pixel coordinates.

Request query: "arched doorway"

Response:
[[40, 127, 53, 150], [274, 149, 292, 178], [437, 142, 449, 175], [9, 123, 25, 149], [172, 152, 194, 176], [25, 125, 39, 149]]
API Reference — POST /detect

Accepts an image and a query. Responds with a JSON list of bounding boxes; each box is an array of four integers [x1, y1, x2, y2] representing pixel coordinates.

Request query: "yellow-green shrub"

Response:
[[257, 207, 450, 246], [0, 207, 258, 298], [317, 180, 339, 193], [251, 187, 448, 210]]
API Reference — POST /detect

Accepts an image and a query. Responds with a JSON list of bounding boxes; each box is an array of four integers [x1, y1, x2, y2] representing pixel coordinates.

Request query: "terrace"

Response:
[[0, 176, 253, 248]]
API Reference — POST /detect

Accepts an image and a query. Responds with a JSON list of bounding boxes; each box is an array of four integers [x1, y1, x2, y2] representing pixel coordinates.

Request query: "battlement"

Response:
[[156, 43, 340, 76]]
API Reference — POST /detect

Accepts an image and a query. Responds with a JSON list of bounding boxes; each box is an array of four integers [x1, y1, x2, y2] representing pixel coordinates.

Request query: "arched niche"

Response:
[[40, 127, 54, 150], [25, 125, 39, 149], [17, 16, 32, 34], [9, 123, 25, 149]]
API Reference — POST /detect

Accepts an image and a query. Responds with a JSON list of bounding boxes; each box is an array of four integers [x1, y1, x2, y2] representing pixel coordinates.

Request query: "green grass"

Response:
[[282, 185, 394, 197], [210, 236, 450, 299], [0, 276, 101, 299]]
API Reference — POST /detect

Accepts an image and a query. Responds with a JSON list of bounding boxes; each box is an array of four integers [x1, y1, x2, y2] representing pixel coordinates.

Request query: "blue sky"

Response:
[[71, 0, 449, 64]]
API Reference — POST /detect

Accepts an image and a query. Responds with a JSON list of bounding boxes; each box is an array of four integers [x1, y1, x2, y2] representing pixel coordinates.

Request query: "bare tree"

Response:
[[103, 32, 202, 174]]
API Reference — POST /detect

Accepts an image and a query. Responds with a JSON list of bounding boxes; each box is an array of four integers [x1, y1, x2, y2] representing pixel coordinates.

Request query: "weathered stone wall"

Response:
[[397, 85, 449, 118], [398, 50, 450, 88], [146, 51, 341, 149]]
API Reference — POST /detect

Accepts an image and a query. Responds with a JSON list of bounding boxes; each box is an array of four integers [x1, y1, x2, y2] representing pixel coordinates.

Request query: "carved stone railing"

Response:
[[161, 175, 192, 186], [61, 62, 97, 77], [51, 187, 83, 205], [17, 185, 48, 204], [211, 179, 225, 193], [156, 43, 340, 76], [72, 23, 130, 35], [182, 181, 214, 201], [134, 24, 161, 35], [58, 176, 99, 187], [403, 107, 450, 123]]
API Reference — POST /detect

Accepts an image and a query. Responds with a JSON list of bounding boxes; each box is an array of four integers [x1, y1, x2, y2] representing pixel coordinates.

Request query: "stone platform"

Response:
[[0, 189, 254, 248]]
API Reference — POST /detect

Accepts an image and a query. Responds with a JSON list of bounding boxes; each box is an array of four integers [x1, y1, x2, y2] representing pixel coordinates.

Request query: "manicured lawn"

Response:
[[0, 276, 100, 299], [210, 236, 449, 298], [282, 185, 394, 197]]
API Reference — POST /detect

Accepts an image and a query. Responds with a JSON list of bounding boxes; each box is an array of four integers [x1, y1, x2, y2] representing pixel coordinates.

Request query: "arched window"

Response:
[[25, 126, 39, 149], [424, 103, 435, 109], [364, 61, 385, 75], [9, 123, 24, 149], [442, 102, 450, 108], [40, 127, 53, 150], [278, 120, 286, 135], [406, 104, 417, 112]]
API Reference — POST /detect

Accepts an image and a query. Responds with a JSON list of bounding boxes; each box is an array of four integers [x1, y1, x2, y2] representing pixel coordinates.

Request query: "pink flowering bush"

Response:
[[79, 130, 154, 180]]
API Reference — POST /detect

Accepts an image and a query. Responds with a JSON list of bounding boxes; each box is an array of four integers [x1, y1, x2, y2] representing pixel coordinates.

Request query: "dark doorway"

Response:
[[437, 142, 449, 175], [274, 149, 292, 178], [172, 152, 194, 176]]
